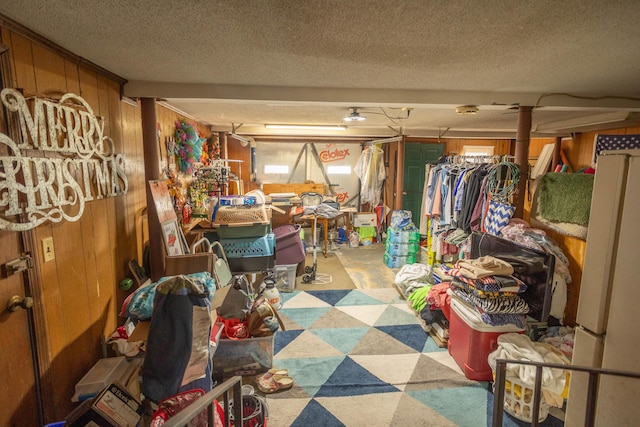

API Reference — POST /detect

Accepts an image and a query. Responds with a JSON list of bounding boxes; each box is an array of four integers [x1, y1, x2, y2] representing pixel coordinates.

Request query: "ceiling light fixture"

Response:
[[456, 105, 479, 115], [343, 108, 366, 122], [265, 124, 346, 131]]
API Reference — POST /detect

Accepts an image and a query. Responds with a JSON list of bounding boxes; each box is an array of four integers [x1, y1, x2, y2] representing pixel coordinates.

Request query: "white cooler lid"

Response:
[[450, 297, 524, 333]]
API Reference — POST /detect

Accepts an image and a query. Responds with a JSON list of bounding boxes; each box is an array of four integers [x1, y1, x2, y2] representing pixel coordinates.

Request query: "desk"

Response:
[[299, 212, 350, 257]]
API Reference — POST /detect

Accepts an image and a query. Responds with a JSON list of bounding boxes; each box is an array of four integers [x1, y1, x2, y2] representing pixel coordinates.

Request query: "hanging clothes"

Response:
[[354, 145, 386, 207]]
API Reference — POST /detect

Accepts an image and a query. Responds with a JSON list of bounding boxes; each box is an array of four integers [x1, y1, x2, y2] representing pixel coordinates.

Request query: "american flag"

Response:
[[594, 134, 640, 163]]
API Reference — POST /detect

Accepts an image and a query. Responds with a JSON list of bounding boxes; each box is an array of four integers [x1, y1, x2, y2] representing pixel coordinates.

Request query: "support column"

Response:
[[394, 137, 405, 211], [552, 136, 562, 171], [141, 98, 163, 281], [513, 106, 532, 219]]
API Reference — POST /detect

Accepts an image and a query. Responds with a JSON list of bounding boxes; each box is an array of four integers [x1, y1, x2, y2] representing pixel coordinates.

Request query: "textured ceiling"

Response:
[[2, 1, 640, 138]]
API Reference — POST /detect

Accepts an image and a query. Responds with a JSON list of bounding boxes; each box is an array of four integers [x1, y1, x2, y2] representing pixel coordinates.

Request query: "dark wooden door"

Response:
[[402, 143, 444, 229]]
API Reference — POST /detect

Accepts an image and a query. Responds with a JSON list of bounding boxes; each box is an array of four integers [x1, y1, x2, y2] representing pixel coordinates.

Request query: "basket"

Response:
[[220, 234, 275, 258], [497, 375, 550, 423], [214, 205, 271, 226]]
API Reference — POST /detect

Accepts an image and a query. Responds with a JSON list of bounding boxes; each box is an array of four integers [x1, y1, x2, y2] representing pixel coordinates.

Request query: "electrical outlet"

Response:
[[42, 237, 55, 262]]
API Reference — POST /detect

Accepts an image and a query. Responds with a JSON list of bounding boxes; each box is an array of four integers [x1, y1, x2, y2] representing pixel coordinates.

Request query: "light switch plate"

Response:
[[42, 237, 55, 262]]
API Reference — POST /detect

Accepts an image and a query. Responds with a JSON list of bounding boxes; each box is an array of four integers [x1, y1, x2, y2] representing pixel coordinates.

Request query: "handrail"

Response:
[[162, 376, 243, 427], [492, 359, 640, 427]]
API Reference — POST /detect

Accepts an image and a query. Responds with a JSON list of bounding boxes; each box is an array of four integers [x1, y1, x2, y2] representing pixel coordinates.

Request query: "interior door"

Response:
[[0, 44, 41, 425], [0, 227, 40, 427], [402, 143, 443, 229]]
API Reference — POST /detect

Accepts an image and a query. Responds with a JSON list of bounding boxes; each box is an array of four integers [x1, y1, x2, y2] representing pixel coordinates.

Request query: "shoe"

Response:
[[256, 368, 288, 384], [257, 373, 294, 394]]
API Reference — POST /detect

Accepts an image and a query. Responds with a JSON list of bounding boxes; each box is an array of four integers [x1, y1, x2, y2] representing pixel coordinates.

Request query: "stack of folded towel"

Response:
[[445, 256, 529, 328]]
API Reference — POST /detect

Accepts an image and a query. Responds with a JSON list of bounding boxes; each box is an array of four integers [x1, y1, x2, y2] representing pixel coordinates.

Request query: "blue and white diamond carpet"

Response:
[[264, 288, 493, 426]]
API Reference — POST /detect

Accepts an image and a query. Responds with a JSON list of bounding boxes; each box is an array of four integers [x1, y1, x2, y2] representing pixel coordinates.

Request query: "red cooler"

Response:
[[447, 297, 524, 381]]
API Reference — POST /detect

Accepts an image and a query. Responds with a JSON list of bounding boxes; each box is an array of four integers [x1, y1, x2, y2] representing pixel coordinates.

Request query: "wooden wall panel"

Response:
[[1, 27, 147, 421]]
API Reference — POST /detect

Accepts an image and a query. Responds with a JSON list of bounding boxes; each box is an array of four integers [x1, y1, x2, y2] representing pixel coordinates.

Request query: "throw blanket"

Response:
[[531, 172, 594, 240], [487, 333, 569, 397]]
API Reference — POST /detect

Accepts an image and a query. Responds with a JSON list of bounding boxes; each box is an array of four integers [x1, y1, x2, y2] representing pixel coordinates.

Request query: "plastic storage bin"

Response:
[[71, 356, 130, 402], [213, 335, 274, 379], [274, 263, 297, 292], [447, 298, 524, 381], [214, 205, 270, 225], [220, 233, 276, 272], [496, 375, 550, 422], [274, 224, 306, 265]]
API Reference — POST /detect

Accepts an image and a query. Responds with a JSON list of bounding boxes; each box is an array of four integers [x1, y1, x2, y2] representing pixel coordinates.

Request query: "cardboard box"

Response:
[[67, 382, 144, 427], [353, 212, 377, 227]]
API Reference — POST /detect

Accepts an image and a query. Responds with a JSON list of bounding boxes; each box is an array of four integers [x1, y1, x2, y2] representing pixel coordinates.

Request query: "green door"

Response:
[[402, 143, 444, 229]]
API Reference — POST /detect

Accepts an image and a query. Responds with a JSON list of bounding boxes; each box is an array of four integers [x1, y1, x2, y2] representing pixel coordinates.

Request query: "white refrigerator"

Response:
[[565, 150, 640, 426]]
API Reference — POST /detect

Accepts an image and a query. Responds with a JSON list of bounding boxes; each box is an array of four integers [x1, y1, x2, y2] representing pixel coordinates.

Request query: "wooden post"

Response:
[[395, 138, 405, 211], [552, 136, 562, 171], [141, 98, 163, 281], [513, 106, 532, 219]]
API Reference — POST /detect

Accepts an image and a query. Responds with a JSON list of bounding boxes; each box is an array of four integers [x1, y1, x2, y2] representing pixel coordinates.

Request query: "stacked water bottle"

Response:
[[383, 210, 421, 268]]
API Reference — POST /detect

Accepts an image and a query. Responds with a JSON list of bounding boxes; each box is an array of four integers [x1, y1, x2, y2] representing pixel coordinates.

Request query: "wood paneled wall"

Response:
[[0, 27, 147, 420]]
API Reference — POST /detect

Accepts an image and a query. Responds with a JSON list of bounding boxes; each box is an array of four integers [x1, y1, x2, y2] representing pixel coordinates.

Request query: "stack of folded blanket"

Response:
[[444, 256, 529, 328]]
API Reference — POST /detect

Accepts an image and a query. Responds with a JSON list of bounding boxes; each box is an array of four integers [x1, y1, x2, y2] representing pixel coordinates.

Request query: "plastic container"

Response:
[[274, 263, 297, 292], [214, 223, 271, 239], [214, 205, 271, 225], [273, 224, 306, 265], [218, 233, 276, 272], [219, 195, 245, 206], [496, 375, 550, 422], [213, 335, 274, 379], [262, 282, 282, 309], [447, 298, 524, 381], [71, 356, 130, 402], [220, 234, 275, 258]]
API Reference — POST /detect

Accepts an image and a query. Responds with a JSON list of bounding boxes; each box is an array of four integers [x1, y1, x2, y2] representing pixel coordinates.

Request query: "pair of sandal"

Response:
[[256, 368, 294, 393]]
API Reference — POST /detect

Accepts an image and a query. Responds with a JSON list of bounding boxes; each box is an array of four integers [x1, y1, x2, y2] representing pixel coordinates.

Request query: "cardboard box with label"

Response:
[[353, 212, 377, 227], [66, 382, 144, 427]]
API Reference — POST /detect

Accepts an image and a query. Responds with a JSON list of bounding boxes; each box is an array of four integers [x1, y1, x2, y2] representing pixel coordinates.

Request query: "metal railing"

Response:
[[162, 376, 243, 427], [492, 359, 640, 427]]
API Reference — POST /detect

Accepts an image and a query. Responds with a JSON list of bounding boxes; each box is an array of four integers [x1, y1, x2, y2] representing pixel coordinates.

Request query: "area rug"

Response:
[[263, 288, 487, 426], [261, 288, 564, 427]]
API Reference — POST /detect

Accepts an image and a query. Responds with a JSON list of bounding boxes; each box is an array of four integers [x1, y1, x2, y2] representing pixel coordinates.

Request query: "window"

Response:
[[264, 165, 289, 174], [327, 165, 351, 174], [462, 145, 494, 156]]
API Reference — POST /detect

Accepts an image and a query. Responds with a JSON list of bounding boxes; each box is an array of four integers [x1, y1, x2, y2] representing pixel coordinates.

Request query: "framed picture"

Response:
[[161, 220, 185, 256]]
